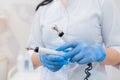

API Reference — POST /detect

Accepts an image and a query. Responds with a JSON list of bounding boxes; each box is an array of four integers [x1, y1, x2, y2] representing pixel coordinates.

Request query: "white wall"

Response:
[[0, 0, 42, 67], [115, 0, 120, 9]]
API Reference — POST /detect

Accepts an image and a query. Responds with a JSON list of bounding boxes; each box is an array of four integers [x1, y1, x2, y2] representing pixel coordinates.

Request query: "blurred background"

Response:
[[0, 0, 120, 80]]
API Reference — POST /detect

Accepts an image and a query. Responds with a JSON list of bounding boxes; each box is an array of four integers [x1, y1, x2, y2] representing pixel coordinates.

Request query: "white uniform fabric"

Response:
[[28, 0, 120, 80]]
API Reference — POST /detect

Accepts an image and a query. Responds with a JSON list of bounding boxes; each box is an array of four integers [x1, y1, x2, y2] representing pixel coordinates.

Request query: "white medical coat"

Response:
[[28, 0, 120, 80]]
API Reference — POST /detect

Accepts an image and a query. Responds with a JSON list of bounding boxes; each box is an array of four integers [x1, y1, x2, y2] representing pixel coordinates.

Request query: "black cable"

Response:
[[84, 63, 93, 80]]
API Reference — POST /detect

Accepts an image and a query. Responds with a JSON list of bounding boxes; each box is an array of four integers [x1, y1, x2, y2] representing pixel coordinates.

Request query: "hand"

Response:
[[39, 54, 68, 72], [56, 41, 106, 64]]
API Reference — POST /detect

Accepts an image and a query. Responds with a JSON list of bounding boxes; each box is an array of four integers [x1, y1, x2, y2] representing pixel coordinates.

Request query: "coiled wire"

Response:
[[84, 63, 93, 80]]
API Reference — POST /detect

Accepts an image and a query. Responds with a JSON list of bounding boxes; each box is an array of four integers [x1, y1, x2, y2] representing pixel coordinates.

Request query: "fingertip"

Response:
[[56, 48, 62, 51]]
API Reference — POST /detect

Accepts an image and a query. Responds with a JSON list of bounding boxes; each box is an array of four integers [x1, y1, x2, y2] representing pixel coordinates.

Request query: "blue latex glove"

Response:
[[56, 41, 106, 64], [39, 54, 68, 72]]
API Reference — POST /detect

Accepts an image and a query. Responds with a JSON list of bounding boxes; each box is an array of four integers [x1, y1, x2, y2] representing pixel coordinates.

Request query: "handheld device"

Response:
[[51, 24, 92, 80]]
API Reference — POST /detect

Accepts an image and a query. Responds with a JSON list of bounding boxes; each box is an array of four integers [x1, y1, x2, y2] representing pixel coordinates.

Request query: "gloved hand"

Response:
[[39, 54, 68, 72], [56, 41, 106, 64]]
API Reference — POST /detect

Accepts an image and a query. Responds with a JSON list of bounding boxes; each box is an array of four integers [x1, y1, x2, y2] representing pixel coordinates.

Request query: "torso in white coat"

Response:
[[28, 0, 120, 80]]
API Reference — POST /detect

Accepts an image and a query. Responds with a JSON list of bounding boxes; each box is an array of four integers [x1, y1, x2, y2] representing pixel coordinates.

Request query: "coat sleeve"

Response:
[[28, 8, 44, 49], [27, 7, 45, 68], [100, 0, 120, 69]]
